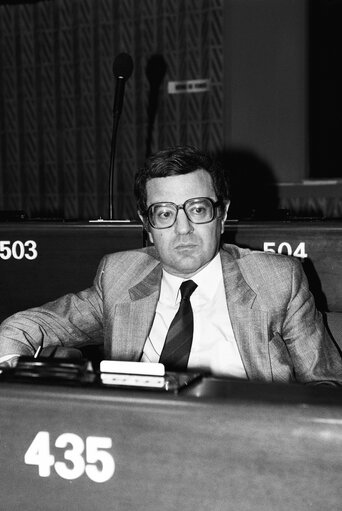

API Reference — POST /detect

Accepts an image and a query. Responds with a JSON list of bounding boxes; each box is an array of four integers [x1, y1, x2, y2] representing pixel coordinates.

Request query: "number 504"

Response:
[[24, 431, 115, 483], [264, 241, 308, 259]]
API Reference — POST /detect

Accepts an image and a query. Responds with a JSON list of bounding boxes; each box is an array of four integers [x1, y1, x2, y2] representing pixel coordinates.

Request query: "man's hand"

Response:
[[0, 355, 20, 369]]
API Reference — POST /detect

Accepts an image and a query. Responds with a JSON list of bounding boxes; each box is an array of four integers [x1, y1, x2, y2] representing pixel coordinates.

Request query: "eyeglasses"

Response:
[[144, 197, 223, 229]]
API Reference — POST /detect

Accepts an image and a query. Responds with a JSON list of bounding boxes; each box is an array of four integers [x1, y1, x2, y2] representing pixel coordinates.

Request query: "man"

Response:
[[0, 145, 341, 383]]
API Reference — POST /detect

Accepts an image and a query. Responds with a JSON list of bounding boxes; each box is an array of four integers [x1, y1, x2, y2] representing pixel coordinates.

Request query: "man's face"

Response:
[[140, 169, 229, 278]]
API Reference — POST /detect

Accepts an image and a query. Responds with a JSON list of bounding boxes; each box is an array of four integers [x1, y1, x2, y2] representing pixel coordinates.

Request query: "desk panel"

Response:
[[0, 222, 143, 321], [1, 220, 342, 322], [0, 379, 341, 511]]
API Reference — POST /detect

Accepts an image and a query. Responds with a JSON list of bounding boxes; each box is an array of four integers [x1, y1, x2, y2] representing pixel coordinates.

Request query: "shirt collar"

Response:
[[160, 252, 223, 306]]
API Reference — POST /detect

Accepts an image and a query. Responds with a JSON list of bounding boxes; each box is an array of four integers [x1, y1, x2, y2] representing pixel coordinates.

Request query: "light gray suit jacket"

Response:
[[0, 244, 341, 383]]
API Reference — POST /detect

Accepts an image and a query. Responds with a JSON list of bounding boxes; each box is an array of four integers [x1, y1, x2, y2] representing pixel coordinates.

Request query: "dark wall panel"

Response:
[[0, 0, 225, 220], [224, 0, 308, 183]]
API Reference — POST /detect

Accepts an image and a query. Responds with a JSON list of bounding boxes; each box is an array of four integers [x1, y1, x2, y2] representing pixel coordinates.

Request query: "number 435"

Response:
[[24, 431, 115, 483]]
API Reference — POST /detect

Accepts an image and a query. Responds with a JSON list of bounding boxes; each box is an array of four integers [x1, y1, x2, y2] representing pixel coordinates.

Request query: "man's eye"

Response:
[[190, 205, 207, 215], [157, 209, 173, 219]]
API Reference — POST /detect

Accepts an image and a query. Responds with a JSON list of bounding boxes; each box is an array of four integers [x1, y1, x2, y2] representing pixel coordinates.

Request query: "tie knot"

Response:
[[180, 280, 197, 301]]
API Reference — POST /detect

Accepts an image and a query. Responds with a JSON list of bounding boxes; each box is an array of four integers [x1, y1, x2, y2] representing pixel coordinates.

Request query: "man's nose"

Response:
[[174, 208, 193, 234]]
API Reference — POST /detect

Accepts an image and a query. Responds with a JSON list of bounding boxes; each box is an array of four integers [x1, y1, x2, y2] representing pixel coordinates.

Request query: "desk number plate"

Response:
[[24, 431, 115, 483]]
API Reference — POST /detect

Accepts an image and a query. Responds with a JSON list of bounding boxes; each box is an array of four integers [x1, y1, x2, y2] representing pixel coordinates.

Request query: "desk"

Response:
[[0, 377, 341, 510]]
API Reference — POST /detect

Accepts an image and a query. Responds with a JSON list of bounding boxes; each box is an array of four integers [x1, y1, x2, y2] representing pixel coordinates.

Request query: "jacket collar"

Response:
[[220, 248, 257, 307], [128, 246, 256, 303]]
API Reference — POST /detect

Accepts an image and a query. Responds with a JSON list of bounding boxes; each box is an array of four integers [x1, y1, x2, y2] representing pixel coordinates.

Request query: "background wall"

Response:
[[0, 0, 340, 221], [309, 0, 342, 178], [0, 0, 225, 220], [224, 0, 308, 184]]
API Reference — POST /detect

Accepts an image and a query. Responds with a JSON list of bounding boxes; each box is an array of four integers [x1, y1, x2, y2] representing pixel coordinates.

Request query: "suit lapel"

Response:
[[110, 263, 162, 361], [220, 249, 273, 381]]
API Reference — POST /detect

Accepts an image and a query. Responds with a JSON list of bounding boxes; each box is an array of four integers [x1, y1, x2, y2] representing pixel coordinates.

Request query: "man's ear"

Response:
[[138, 211, 154, 244], [220, 200, 230, 234]]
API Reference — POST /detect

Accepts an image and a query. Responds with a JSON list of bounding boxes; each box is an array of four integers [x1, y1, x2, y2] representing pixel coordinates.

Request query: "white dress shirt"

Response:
[[141, 252, 247, 378]]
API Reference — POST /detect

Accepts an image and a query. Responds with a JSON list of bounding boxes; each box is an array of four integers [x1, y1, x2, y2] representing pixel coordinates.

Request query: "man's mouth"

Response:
[[175, 244, 197, 250]]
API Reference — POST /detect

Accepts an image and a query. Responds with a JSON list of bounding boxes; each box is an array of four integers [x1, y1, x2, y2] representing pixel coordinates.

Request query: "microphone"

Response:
[[108, 53, 134, 219], [113, 53, 134, 117]]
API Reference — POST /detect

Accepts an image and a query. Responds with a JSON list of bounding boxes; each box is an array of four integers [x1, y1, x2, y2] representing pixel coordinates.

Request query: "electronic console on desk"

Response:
[[0, 358, 202, 394]]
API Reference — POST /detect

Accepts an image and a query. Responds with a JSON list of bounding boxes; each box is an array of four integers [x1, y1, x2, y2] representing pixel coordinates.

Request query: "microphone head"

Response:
[[113, 53, 133, 80]]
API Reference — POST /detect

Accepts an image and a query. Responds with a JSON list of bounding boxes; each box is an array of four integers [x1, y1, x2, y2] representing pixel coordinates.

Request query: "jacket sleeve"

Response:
[[0, 257, 106, 359], [282, 257, 342, 384]]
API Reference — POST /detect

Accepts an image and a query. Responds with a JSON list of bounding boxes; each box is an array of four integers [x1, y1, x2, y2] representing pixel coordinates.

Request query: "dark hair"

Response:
[[134, 145, 229, 213]]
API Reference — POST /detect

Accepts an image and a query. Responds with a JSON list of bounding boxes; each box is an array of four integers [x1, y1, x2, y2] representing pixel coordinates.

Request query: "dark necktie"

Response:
[[159, 279, 198, 372]]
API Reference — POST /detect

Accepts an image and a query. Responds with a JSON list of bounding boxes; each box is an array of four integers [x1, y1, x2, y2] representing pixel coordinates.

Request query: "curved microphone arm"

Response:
[[108, 53, 133, 219]]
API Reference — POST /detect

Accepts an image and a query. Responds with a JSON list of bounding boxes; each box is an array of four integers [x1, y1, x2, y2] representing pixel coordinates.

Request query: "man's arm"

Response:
[[282, 257, 342, 383], [0, 258, 106, 362]]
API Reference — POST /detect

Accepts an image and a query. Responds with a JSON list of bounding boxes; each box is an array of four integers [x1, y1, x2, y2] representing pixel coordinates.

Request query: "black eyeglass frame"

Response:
[[143, 196, 224, 229]]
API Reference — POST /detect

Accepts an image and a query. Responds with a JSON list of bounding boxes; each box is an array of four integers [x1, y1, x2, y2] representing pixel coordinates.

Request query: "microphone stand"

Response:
[[108, 108, 120, 220], [108, 53, 133, 220]]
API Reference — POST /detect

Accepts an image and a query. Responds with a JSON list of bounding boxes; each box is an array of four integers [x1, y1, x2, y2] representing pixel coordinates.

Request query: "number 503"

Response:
[[24, 431, 115, 483]]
